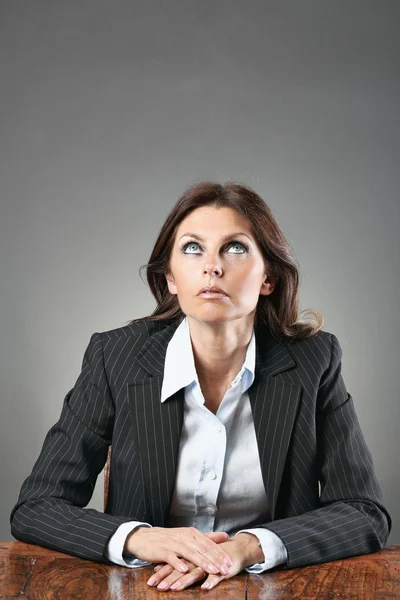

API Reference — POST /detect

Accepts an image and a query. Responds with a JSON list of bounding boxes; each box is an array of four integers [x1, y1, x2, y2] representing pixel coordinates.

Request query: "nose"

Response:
[[203, 263, 222, 276]]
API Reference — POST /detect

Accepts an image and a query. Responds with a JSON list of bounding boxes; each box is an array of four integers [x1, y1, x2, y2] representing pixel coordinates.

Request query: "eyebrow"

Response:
[[178, 232, 252, 242]]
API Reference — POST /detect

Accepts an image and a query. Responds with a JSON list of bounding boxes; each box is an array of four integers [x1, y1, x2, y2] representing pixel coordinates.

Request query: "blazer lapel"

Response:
[[248, 329, 301, 520], [130, 319, 301, 525], [128, 320, 183, 526], [127, 377, 184, 526]]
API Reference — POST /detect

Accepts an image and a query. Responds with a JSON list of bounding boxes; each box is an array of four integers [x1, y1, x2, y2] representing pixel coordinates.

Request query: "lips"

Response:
[[197, 286, 228, 296]]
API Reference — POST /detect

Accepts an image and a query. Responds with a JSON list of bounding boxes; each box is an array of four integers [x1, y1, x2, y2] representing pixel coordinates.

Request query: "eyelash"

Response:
[[181, 240, 249, 254]]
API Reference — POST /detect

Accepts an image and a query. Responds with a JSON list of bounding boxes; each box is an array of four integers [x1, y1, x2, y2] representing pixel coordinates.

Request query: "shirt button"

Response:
[[215, 424, 222, 433], [206, 506, 215, 514], [208, 470, 217, 480]]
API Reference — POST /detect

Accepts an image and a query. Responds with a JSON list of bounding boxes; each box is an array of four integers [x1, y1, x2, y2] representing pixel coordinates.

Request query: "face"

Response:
[[166, 206, 276, 325]]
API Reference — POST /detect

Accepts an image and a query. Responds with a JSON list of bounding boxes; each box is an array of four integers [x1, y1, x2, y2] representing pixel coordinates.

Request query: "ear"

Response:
[[259, 271, 277, 296], [165, 271, 178, 295]]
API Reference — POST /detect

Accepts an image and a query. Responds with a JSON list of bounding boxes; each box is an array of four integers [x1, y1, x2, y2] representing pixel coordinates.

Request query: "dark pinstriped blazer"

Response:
[[10, 317, 391, 569]]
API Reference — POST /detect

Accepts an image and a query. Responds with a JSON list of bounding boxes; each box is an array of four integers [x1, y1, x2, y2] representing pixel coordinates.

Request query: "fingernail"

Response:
[[220, 564, 230, 575], [147, 575, 157, 586], [202, 582, 211, 589], [208, 564, 219, 574], [178, 564, 188, 573], [170, 582, 181, 590], [225, 557, 233, 567], [157, 581, 168, 590]]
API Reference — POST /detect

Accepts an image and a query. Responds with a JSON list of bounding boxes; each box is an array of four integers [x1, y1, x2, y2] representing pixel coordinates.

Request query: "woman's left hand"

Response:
[[147, 536, 255, 591]]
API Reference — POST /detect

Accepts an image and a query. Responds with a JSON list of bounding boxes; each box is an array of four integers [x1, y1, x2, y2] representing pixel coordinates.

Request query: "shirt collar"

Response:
[[161, 316, 256, 403]]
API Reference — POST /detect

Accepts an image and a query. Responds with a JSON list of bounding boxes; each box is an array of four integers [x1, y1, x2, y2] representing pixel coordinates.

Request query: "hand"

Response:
[[124, 526, 233, 576], [147, 534, 262, 591]]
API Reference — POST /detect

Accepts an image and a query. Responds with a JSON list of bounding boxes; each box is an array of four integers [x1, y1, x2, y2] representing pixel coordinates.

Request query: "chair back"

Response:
[[104, 446, 112, 511]]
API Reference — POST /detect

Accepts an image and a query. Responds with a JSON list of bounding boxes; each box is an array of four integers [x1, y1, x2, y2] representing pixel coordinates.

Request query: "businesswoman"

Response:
[[11, 181, 391, 592]]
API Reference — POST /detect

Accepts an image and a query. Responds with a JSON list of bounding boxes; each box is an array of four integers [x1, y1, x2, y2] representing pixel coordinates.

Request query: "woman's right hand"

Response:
[[124, 526, 233, 575]]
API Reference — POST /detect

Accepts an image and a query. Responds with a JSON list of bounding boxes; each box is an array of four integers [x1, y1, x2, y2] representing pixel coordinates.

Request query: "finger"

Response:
[[201, 574, 224, 590], [158, 530, 230, 575], [149, 560, 202, 591], [181, 533, 232, 573], [199, 533, 233, 567], [147, 564, 174, 586], [156, 540, 213, 576], [184, 551, 229, 576], [174, 542, 228, 576], [156, 569, 190, 591], [166, 567, 207, 591], [205, 531, 229, 543], [153, 564, 164, 572], [161, 551, 191, 574]]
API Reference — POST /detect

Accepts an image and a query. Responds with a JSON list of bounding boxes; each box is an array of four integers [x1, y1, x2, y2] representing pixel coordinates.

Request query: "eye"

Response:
[[182, 242, 202, 254], [181, 240, 248, 254], [227, 241, 248, 254]]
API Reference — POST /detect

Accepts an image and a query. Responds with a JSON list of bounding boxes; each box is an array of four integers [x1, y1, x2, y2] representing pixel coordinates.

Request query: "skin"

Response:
[[166, 205, 276, 410], [143, 206, 276, 591], [148, 534, 265, 591], [124, 527, 233, 576]]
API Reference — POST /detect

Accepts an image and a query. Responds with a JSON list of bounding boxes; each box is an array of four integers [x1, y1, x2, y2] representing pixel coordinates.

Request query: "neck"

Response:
[[186, 316, 254, 386]]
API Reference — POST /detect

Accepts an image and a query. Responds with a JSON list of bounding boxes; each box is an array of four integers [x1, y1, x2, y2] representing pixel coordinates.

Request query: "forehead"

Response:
[[176, 206, 252, 235]]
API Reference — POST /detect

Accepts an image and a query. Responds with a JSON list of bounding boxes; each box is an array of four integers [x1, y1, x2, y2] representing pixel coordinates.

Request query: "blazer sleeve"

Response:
[[10, 332, 131, 564], [259, 333, 392, 569]]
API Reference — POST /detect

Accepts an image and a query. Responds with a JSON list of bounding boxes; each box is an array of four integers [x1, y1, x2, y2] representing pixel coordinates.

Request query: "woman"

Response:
[[10, 181, 391, 592]]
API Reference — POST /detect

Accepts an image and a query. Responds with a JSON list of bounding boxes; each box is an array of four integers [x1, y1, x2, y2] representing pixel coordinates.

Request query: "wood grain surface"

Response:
[[246, 546, 400, 599], [0, 542, 398, 600]]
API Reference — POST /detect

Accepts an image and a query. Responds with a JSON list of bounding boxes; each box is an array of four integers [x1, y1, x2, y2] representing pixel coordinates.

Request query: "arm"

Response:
[[10, 333, 130, 564], [146, 531, 287, 591], [106, 522, 153, 567], [149, 332, 391, 591], [234, 527, 287, 572], [256, 333, 391, 569], [10, 332, 234, 574]]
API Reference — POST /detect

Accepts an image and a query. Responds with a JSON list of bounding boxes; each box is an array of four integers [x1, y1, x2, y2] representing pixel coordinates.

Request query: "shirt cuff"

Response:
[[235, 528, 288, 573], [106, 521, 153, 568]]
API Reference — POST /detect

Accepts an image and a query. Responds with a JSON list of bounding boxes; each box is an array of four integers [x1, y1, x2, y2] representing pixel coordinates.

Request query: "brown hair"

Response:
[[129, 181, 323, 341]]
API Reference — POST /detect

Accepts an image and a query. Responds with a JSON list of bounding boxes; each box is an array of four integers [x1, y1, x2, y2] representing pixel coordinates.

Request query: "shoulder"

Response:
[[98, 318, 173, 341], [83, 318, 176, 360], [287, 330, 342, 380], [83, 318, 177, 375], [289, 328, 333, 349], [283, 329, 343, 375], [94, 317, 179, 360]]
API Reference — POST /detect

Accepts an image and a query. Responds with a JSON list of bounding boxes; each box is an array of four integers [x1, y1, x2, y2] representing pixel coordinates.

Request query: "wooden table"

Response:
[[1, 541, 399, 599]]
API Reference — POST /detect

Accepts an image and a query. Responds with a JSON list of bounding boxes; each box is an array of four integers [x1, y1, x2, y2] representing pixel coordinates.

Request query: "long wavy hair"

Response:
[[129, 181, 323, 341]]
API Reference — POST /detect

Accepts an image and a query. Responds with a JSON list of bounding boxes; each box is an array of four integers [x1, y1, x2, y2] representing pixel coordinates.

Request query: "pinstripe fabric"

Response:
[[10, 318, 391, 568]]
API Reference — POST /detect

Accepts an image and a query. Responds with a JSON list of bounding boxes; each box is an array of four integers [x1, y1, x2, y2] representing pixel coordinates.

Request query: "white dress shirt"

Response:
[[106, 317, 288, 573]]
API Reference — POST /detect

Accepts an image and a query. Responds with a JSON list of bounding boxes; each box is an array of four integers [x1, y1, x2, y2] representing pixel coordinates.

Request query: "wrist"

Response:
[[124, 525, 148, 555], [234, 532, 264, 568]]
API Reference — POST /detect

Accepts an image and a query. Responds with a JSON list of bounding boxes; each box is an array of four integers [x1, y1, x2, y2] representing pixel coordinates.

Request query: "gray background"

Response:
[[1, 0, 399, 544]]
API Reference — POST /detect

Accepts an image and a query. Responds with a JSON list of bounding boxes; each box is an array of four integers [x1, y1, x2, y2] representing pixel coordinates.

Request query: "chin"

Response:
[[185, 308, 242, 324]]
